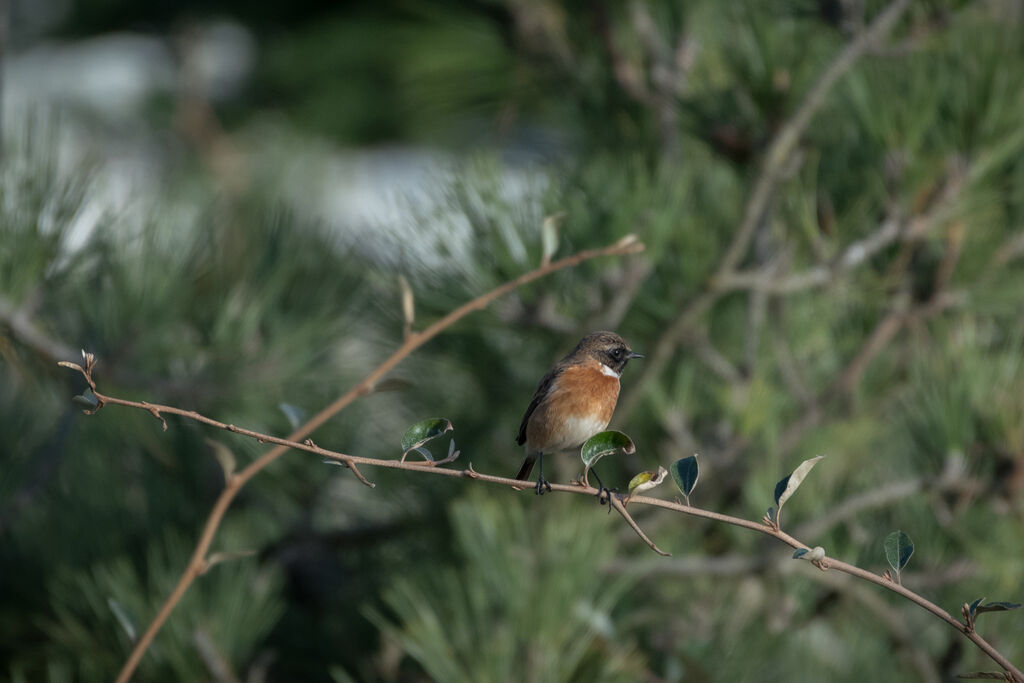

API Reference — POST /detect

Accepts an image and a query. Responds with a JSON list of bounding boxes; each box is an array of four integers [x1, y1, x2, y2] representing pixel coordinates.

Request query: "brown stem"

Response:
[[104, 235, 643, 682], [608, 494, 671, 556]]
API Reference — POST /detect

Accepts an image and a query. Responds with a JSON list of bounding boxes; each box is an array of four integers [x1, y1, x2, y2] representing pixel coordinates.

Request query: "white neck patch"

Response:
[[600, 363, 620, 378]]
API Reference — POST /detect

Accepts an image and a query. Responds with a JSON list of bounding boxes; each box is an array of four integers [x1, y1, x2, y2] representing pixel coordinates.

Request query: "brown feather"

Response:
[[515, 365, 563, 446]]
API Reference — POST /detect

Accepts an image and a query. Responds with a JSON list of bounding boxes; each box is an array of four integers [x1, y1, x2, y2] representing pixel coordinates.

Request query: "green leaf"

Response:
[[968, 597, 985, 616], [774, 455, 825, 510], [975, 601, 1022, 615], [72, 388, 99, 408], [627, 466, 668, 496], [884, 530, 914, 573], [279, 402, 307, 431], [670, 455, 699, 498], [793, 548, 809, 559], [401, 418, 454, 455], [580, 430, 635, 469]]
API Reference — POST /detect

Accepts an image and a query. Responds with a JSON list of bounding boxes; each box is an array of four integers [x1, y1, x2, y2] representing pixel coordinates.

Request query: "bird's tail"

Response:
[[515, 452, 538, 481]]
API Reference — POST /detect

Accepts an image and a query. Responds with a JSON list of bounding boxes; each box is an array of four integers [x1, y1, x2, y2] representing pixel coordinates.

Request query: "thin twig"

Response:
[[100, 235, 643, 683], [608, 494, 671, 556], [64, 368, 1024, 682], [0, 295, 79, 363]]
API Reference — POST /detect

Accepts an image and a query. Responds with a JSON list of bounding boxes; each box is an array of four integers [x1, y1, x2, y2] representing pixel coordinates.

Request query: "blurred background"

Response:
[[2, 0, 1024, 680]]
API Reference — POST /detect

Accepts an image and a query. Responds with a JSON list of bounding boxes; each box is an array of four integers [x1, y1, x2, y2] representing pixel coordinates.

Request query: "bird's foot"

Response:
[[597, 486, 618, 511], [590, 469, 616, 511], [534, 476, 552, 495]]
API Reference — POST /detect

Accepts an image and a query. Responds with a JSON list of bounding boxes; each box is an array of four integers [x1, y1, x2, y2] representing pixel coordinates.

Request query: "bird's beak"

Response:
[[629, 352, 644, 359]]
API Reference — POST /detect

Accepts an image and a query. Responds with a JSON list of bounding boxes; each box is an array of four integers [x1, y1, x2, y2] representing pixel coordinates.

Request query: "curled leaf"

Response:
[[401, 418, 454, 456], [581, 431, 636, 469], [774, 455, 825, 511], [793, 546, 826, 562], [975, 601, 1022, 615], [670, 455, 699, 500], [627, 466, 668, 497]]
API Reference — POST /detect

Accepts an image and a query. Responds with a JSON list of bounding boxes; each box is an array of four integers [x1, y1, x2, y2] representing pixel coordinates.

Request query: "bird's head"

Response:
[[569, 331, 643, 375]]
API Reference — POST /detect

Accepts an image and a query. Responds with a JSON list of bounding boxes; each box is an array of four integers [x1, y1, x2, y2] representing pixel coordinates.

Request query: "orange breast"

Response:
[[525, 361, 620, 452]]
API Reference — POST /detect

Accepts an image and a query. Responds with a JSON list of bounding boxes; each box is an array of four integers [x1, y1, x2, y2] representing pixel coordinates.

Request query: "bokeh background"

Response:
[[3, 0, 1024, 681]]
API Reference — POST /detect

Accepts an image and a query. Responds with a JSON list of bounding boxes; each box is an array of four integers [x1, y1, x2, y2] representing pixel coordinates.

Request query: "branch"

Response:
[[0, 294, 79, 363], [619, 0, 912, 419], [63, 367, 1024, 682], [715, 217, 903, 295], [608, 494, 671, 556], [94, 235, 644, 683]]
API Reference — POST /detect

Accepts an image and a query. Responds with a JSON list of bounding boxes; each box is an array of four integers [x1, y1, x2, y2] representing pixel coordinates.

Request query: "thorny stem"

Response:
[[86, 235, 643, 683], [64, 363, 1023, 682]]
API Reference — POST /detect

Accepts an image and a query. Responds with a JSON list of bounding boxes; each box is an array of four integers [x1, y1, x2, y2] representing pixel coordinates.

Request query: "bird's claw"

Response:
[[597, 486, 617, 512], [534, 477, 552, 495]]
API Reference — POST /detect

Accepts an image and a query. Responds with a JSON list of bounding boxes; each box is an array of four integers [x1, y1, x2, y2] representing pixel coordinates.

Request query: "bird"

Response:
[[515, 331, 642, 497]]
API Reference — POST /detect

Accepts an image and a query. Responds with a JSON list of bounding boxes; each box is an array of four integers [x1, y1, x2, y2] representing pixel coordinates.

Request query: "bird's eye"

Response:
[[611, 348, 623, 359]]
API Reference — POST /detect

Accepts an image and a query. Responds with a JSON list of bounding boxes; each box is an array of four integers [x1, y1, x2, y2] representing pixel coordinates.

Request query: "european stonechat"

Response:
[[515, 331, 642, 495]]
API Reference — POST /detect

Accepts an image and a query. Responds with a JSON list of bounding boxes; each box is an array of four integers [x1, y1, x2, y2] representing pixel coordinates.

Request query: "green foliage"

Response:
[[364, 494, 645, 682], [39, 530, 283, 681], [6, 0, 1024, 680]]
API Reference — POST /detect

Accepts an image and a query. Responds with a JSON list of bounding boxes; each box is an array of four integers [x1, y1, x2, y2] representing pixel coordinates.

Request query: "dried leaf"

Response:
[[793, 546, 826, 562], [398, 275, 415, 328], [540, 212, 564, 265], [627, 466, 668, 496]]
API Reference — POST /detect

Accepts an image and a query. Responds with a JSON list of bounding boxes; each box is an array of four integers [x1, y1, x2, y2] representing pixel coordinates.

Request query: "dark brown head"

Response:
[[565, 331, 643, 375]]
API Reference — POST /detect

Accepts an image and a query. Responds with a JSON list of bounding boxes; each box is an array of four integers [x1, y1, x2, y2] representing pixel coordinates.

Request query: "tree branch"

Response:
[[62, 362, 1024, 682], [0, 294, 79, 363], [619, 0, 912, 419], [90, 235, 644, 683]]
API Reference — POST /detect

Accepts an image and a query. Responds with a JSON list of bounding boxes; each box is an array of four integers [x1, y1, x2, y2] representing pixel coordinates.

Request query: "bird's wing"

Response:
[[515, 365, 563, 445]]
